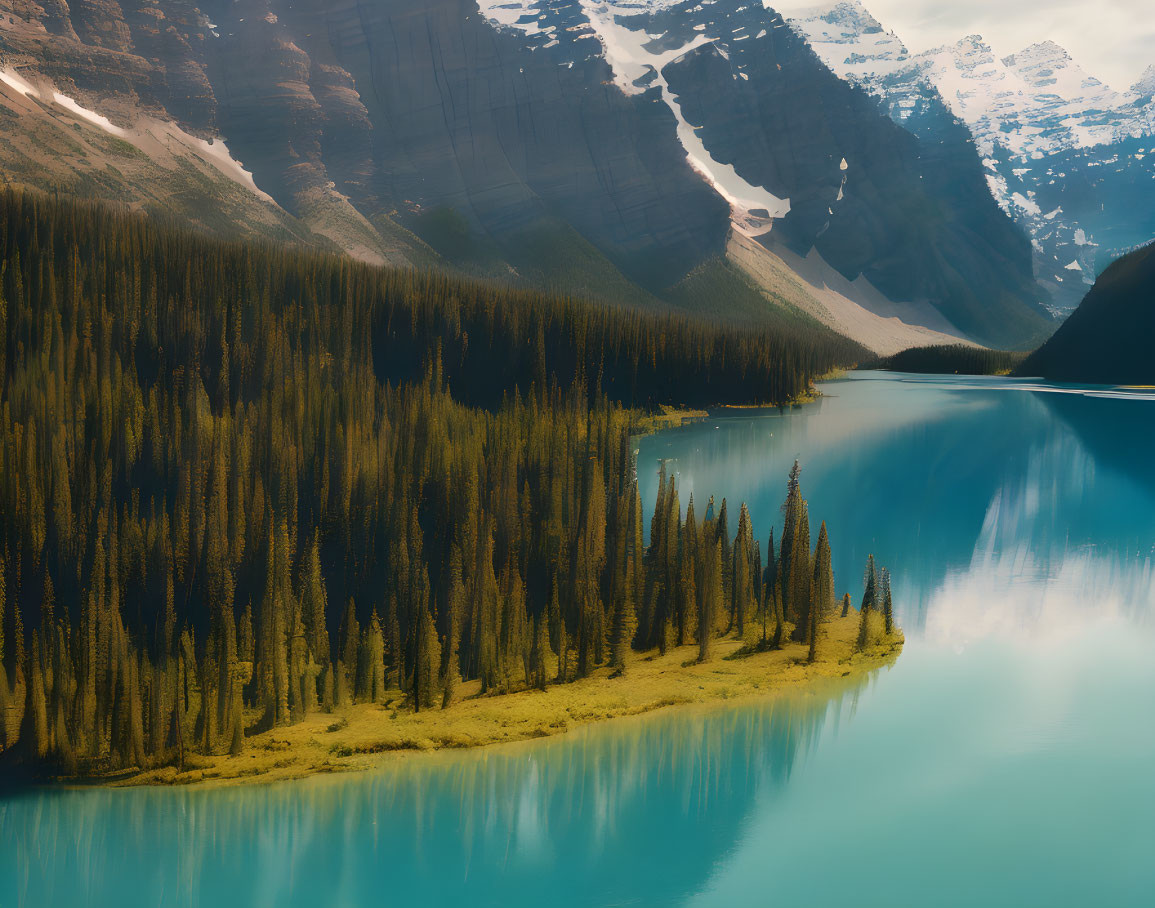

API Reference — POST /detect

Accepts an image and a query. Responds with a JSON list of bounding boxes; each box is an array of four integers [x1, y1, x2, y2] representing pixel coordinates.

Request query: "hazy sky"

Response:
[[774, 0, 1155, 90]]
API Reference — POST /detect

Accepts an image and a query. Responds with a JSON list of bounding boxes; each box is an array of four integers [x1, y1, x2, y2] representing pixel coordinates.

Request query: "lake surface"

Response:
[[4, 371, 1155, 907]]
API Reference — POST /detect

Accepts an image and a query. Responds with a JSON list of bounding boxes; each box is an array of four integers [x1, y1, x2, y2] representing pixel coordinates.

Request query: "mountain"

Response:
[[0, 0, 1052, 349], [788, 1, 1155, 312], [1018, 240, 1155, 384]]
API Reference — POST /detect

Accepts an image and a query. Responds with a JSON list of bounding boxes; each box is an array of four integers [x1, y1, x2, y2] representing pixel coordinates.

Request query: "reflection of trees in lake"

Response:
[[1035, 391, 1155, 503], [639, 379, 1155, 644], [2, 673, 882, 907]]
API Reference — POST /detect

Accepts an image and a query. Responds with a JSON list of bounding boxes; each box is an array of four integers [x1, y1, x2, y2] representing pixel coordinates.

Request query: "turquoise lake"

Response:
[[3, 371, 1154, 906]]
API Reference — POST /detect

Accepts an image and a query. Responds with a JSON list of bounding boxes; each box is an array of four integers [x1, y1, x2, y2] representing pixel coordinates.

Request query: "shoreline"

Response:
[[43, 615, 902, 790]]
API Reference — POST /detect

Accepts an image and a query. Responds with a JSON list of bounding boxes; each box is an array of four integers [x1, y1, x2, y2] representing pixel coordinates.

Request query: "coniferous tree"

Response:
[[717, 498, 732, 613], [411, 600, 439, 711], [779, 462, 802, 624], [763, 527, 783, 648], [0, 190, 869, 774], [23, 634, 50, 761], [362, 609, 387, 704], [477, 524, 501, 694], [440, 546, 465, 709], [0, 555, 7, 748], [791, 504, 813, 643], [300, 535, 331, 708], [857, 555, 881, 651], [698, 538, 722, 663], [679, 496, 699, 647], [337, 600, 360, 707], [608, 490, 640, 674], [881, 568, 895, 635], [731, 504, 754, 637], [548, 579, 567, 684], [530, 613, 551, 691], [808, 522, 834, 664]]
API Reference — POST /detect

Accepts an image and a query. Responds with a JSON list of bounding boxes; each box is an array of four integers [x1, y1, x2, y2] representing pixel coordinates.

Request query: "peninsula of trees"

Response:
[[0, 190, 896, 781], [868, 344, 1027, 376]]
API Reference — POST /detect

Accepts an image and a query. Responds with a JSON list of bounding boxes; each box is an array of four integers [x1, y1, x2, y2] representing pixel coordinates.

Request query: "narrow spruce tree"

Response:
[[880, 568, 895, 635], [530, 613, 551, 690], [441, 545, 465, 709], [717, 498, 732, 612], [337, 599, 360, 706], [698, 538, 722, 663], [412, 600, 439, 711], [362, 609, 387, 704], [791, 503, 812, 643], [609, 517, 639, 675], [548, 579, 567, 683], [856, 555, 880, 651], [731, 503, 754, 637], [778, 462, 802, 624], [762, 527, 776, 648], [808, 522, 834, 664], [678, 498, 699, 647], [300, 535, 331, 704], [0, 555, 7, 748]]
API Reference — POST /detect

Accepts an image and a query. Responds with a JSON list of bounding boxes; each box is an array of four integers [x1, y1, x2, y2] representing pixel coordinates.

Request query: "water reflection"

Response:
[[6, 372, 1155, 907], [638, 373, 1155, 640], [0, 674, 883, 907]]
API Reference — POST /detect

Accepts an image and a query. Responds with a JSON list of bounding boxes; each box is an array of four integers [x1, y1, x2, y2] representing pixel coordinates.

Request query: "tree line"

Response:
[[0, 189, 885, 775], [866, 344, 1027, 376]]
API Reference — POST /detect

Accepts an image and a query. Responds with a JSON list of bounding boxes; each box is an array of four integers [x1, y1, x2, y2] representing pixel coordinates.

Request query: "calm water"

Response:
[[3, 372, 1155, 907]]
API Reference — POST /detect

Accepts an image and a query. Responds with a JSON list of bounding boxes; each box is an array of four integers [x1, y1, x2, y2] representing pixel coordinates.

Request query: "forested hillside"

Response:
[[0, 0, 1050, 347], [1019, 242, 1155, 384], [869, 345, 1027, 376], [0, 190, 876, 776]]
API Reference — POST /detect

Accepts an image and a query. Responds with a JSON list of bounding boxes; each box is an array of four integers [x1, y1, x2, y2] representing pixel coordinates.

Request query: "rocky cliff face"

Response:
[[645, 0, 1044, 346], [788, 0, 1155, 313], [1, 0, 1054, 346], [276, 0, 728, 288]]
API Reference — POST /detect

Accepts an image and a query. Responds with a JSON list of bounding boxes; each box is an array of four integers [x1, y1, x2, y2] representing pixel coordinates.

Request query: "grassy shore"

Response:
[[79, 615, 901, 789], [630, 405, 708, 434]]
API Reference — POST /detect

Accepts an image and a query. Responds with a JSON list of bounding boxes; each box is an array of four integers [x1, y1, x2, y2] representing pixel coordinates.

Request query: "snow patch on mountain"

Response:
[[788, 3, 1155, 158], [51, 92, 129, 138], [788, 1, 910, 82], [477, 0, 790, 232], [0, 68, 37, 98], [580, 0, 789, 232], [478, 1, 547, 35], [786, 0, 1155, 311], [0, 67, 272, 203]]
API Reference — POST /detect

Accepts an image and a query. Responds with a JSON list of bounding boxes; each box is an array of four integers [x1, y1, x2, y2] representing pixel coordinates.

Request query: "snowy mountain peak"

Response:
[[1003, 41, 1121, 111], [477, 0, 793, 233], [789, 13, 1151, 159], [796, 0, 886, 32], [788, 0, 910, 82], [787, 0, 1155, 312], [1132, 64, 1155, 98], [1004, 39, 1068, 67]]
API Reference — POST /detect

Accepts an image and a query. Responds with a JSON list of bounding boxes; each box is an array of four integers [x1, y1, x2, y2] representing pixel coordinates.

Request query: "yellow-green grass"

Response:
[[631, 405, 708, 434], [80, 615, 901, 789]]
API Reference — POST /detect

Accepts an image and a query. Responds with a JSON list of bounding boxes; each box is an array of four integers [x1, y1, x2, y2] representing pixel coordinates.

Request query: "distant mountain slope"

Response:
[[788, 1, 1155, 312], [1019, 241, 1155, 384], [480, 0, 1049, 347], [0, 0, 1052, 348]]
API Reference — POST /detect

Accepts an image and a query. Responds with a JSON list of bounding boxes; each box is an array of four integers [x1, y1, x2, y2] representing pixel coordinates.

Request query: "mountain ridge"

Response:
[[0, 0, 1053, 349], [1018, 240, 1155, 385], [787, 0, 1155, 312]]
